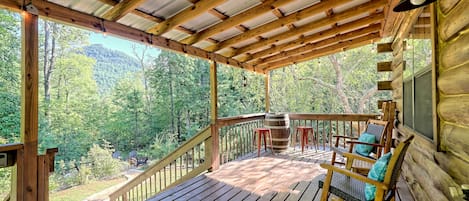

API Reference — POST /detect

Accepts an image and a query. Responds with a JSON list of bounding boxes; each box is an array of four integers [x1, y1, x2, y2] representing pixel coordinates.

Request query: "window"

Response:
[[402, 7, 435, 140]]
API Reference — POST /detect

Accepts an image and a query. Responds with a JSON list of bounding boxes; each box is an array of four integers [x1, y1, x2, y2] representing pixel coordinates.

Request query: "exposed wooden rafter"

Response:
[[256, 24, 381, 65], [96, 0, 164, 23], [230, 0, 387, 57], [208, 0, 352, 52], [180, 0, 292, 45], [102, 0, 147, 21], [147, 0, 226, 35], [244, 13, 385, 62], [0, 0, 265, 73], [261, 32, 380, 70]]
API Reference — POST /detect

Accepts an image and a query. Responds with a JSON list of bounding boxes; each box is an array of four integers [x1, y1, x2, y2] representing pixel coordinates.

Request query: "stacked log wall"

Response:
[[391, 1, 469, 200]]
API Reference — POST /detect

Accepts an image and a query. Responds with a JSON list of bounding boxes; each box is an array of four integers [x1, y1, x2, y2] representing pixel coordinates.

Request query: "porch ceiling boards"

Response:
[[0, 0, 396, 73]]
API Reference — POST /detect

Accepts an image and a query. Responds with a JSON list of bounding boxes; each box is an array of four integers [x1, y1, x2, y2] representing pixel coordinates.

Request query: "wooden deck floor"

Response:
[[148, 147, 414, 201]]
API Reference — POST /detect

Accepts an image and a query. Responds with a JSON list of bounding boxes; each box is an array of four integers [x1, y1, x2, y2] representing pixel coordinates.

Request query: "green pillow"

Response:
[[355, 133, 376, 156], [365, 152, 392, 201]]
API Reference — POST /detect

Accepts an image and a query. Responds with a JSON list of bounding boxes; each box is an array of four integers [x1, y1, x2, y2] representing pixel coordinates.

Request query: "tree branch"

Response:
[[357, 86, 378, 113]]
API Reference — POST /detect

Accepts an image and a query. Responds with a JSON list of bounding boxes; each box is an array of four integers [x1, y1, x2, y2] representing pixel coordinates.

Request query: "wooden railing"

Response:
[[108, 113, 378, 200], [1, 144, 57, 201], [109, 126, 212, 201], [288, 113, 379, 149], [217, 113, 265, 165]]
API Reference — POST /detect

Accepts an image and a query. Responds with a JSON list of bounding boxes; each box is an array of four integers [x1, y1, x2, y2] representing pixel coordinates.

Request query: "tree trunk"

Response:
[[328, 55, 353, 113], [167, 59, 176, 135]]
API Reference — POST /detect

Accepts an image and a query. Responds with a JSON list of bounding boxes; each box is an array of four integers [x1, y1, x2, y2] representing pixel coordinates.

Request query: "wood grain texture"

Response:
[[377, 42, 393, 53], [438, 0, 461, 15], [438, 96, 469, 127], [180, 0, 292, 45], [21, 12, 39, 201], [377, 80, 392, 90], [101, 0, 146, 21], [438, 0, 469, 41], [440, 32, 469, 70], [0, 0, 263, 73], [440, 123, 469, 160], [212, 0, 375, 52], [434, 151, 469, 185], [257, 25, 380, 64], [146, 0, 226, 35], [377, 61, 392, 72], [232, 1, 386, 56], [438, 62, 469, 95], [246, 17, 383, 63]]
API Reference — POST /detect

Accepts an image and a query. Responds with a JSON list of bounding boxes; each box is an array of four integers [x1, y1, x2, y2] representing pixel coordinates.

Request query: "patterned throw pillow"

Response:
[[365, 152, 393, 200], [355, 133, 376, 156]]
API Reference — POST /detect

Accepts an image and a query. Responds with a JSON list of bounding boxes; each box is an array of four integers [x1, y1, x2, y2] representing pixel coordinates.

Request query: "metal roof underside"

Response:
[[31, 0, 396, 73]]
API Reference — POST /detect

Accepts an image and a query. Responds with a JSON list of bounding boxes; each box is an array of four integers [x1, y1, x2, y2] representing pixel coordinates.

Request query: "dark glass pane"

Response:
[[414, 70, 433, 139], [403, 79, 413, 128]]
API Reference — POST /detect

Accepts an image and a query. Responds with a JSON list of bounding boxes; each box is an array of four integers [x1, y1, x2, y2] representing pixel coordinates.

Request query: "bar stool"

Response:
[[295, 126, 318, 153], [253, 128, 274, 157]]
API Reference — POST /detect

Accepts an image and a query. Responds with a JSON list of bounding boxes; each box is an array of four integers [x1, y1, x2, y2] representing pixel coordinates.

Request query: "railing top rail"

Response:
[[288, 113, 379, 121], [0, 143, 23, 152], [217, 113, 265, 127], [109, 126, 212, 199]]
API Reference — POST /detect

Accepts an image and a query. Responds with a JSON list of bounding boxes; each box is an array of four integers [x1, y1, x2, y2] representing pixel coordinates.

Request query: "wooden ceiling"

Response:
[[0, 0, 398, 73]]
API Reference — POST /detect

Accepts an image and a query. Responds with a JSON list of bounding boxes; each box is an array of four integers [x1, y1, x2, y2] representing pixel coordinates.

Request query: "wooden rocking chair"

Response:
[[314, 135, 414, 201], [331, 119, 389, 173]]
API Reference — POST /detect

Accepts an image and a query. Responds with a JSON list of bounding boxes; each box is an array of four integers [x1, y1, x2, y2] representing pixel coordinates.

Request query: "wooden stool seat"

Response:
[[253, 128, 274, 157], [295, 126, 318, 153]]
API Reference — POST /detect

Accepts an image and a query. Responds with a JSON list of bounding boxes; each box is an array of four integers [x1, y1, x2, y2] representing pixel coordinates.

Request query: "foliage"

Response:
[[0, 10, 20, 143], [83, 44, 140, 94], [85, 142, 123, 179], [0, 10, 391, 196]]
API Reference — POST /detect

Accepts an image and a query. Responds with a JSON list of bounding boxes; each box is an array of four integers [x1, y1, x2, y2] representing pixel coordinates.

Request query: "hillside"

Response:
[[83, 44, 140, 94]]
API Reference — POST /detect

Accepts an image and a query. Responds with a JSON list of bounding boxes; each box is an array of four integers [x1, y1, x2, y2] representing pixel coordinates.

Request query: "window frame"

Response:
[[401, 4, 439, 149]]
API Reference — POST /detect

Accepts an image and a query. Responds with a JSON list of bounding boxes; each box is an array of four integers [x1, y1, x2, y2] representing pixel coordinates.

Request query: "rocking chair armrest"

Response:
[[342, 152, 377, 164], [332, 135, 359, 140], [319, 163, 389, 190], [346, 140, 384, 147]]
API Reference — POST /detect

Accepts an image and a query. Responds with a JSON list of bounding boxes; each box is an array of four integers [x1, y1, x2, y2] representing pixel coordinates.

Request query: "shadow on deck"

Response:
[[148, 147, 413, 201]]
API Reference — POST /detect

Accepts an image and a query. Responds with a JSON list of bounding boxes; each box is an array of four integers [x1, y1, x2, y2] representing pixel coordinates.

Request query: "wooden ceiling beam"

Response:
[[381, 0, 400, 37], [244, 12, 385, 62], [255, 24, 381, 65], [0, 0, 264, 73], [147, 0, 226, 35], [210, 0, 371, 53], [102, 0, 147, 21], [180, 0, 292, 45], [232, 0, 387, 57], [96, 0, 164, 23], [260, 32, 380, 70]]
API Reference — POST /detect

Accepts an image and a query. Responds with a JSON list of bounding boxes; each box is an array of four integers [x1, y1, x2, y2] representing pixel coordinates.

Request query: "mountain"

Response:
[[83, 44, 140, 94]]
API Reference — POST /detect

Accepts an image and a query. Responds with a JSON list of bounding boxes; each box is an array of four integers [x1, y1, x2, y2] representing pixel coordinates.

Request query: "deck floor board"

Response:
[[147, 147, 414, 201]]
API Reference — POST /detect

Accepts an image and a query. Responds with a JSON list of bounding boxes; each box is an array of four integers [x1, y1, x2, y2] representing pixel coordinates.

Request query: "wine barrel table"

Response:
[[264, 113, 290, 153]]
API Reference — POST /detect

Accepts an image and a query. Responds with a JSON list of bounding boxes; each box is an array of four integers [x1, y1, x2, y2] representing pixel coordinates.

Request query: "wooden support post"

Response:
[[209, 61, 219, 171], [385, 102, 396, 153], [20, 11, 39, 201], [265, 73, 270, 113]]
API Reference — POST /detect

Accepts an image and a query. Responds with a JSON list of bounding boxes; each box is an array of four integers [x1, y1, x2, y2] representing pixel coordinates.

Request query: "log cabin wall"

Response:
[[391, 1, 469, 200]]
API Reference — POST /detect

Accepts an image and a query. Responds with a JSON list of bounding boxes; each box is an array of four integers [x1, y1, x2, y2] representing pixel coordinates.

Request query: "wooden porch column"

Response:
[[20, 11, 39, 200], [265, 73, 270, 113], [209, 61, 220, 171]]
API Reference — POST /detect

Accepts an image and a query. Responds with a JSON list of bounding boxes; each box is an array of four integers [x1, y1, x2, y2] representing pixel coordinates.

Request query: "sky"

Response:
[[89, 33, 160, 58]]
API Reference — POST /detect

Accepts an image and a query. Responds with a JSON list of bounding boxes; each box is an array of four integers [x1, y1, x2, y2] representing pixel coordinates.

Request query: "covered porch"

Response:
[[0, 0, 468, 200]]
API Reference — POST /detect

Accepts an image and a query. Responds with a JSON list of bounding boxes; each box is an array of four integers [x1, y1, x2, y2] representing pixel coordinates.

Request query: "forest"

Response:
[[0, 9, 390, 196]]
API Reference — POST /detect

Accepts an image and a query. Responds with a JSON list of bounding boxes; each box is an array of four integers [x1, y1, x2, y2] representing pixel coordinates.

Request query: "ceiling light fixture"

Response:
[[393, 0, 436, 12]]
